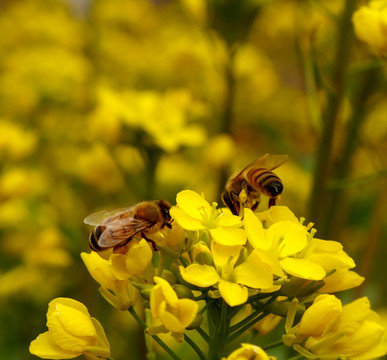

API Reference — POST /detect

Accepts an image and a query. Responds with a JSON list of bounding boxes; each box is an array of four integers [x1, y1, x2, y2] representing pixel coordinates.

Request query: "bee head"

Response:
[[157, 199, 172, 223]]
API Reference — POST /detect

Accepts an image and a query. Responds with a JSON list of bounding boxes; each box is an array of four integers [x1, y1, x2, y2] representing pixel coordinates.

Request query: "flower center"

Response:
[[200, 202, 223, 228]]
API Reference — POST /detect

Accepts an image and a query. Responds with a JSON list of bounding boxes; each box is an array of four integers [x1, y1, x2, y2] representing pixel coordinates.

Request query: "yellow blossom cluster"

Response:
[[31, 188, 387, 360]]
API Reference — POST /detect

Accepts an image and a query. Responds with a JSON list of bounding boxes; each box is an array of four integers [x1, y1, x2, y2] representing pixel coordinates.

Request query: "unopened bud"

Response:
[[280, 277, 324, 298], [172, 284, 195, 300], [187, 313, 203, 329], [269, 299, 305, 319], [160, 270, 177, 285]]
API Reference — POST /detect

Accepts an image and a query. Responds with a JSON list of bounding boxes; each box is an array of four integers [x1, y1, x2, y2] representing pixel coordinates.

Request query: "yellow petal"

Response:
[[210, 227, 246, 246], [54, 303, 97, 338], [170, 207, 205, 230], [232, 251, 273, 289], [125, 239, 153, 276], [320, 269, 364, 293], [280, 258, 326, 280], [211, 241, 241, 270], [226, 343, 272, 360], [299, 294, 342, 336], [257, 205, 299, 226], [177, 298, 199, 328], [81, 252, 116, 287], [216, 213, 243, 227], [154, 277, 179, 305], [218, 279, 248, 307], [110, 254, 130, 280], [339, 297, 371, 333], [176, 190, 211, 220], [267, 221, 308, 257], [46, 312, 88, 353], [158, 301, 185, 333], [179, 264, 220, 287], [47, 298, 90, 319], [243, 208, 267, 250], [150, 285, 164, 319], [253, 248, 284, 277], [30, 331, 80, 359], [335, 319, 385, 356]]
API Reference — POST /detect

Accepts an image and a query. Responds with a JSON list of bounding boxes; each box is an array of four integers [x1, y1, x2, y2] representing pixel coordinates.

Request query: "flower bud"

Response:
[[186, 313, 203, 329], [173, 284, 195, 299]]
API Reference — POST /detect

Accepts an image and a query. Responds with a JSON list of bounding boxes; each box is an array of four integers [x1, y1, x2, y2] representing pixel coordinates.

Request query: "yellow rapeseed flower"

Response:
[[244, 208, 325, 281], [180, 241, 273, 307], [171, 189, 246, 246], [149, 276, 198, 341], [352, 0, 387, 55], [29, 298, 110, 360], [285, 294, 387, 359], [81, 251, 139, 310]]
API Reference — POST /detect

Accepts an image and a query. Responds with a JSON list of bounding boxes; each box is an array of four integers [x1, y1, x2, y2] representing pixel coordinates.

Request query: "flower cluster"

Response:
[[30, 189, 387, 360]]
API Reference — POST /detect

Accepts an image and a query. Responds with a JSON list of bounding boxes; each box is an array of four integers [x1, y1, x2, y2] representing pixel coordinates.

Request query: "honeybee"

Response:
[[222, 154, 288, 215], [84, 200, 173, 253]]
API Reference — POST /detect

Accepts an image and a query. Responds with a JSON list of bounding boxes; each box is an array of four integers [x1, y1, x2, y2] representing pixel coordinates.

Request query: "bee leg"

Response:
[[141, 233, 159, 251], [222, 191, 240, 215], [268, 197, 277, 208]]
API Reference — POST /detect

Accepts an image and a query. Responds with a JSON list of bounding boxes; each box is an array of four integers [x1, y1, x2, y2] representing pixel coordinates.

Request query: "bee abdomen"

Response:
[[248, 169, 283, 196], [89, 225, 104, 251]]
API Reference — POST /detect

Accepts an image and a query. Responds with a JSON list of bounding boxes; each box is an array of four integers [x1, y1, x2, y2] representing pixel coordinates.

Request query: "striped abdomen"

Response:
[[89, 225, 106, 251], [247, 168, 283, 197]]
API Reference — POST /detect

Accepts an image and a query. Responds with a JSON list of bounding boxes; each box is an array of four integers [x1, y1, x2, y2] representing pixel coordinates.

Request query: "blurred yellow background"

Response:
[[0, 0, 386, 359]]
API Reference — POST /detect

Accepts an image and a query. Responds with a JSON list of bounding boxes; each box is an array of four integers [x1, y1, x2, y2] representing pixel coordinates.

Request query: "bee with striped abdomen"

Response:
[[84, 200, 172, 253], [222, 154, 288, 215]]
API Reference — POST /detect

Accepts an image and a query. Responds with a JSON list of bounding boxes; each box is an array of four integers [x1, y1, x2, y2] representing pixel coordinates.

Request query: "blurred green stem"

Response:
[[144, 146, 162, 199], [128, 307, 180, 360], [324, 67, 379, 237], [308, 0, 358, 234], [217, 47, 238, 203], [356, 179, 387, 297], [261, 339, 284, 350], [184, 334, 207, 360]]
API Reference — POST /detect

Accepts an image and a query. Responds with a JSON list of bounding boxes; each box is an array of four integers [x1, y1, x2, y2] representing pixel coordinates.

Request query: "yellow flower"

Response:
[[171, 190, 245, 246], [109, 238, 154, 282], [223, 343, 276, 360], [29, 298, 110, 360], [285, 295, 387, 360], [81, 251, 139, 310], [320, 268, 365, 293], [244, 208, 325, 281], [149, 276, 198, 341], [352, 1, 387, 55], [180, 241, 273, 307], [298, 294, 342, 337]]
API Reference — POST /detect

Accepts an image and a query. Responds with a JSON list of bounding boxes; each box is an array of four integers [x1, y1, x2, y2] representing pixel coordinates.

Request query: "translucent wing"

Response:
[[84, 206, 134, 225], [97, 217, 154, 248], [234, 154, 288, 179]]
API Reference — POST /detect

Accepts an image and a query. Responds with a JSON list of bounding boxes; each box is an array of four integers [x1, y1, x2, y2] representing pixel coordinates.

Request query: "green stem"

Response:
[[227, 312, 267, 343], [184, 334, 207, 360], [287, 355, 306, 360], [208, 300, 229, 360], [261, 339, 284, 350], [308, 0, 357, 233], [128, 307, 180, 360], [229, 295, 279, 335], [324, 66, 379, 238], [196, 326, 210, 343]]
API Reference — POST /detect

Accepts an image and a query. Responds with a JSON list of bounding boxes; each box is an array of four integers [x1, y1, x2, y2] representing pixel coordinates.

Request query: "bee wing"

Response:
[[97, 217, 154, 248], [84, 206, 135, 225], [235, 154, 289, 178]]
